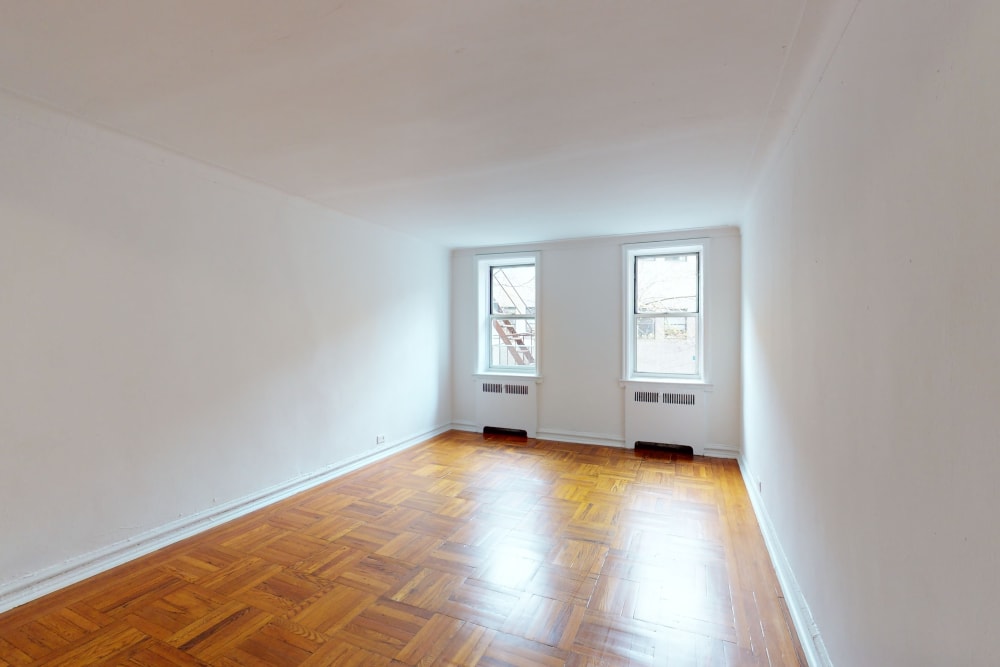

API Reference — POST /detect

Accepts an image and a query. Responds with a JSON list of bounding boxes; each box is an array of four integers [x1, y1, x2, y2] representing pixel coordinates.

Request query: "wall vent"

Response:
[[634, 390, 660, 403], [635, 441, 695, 456], [505, 384, 529, 395], [483, 382, 504, 394], [663, 392, 696, 406], [483, 426, 528, 438]]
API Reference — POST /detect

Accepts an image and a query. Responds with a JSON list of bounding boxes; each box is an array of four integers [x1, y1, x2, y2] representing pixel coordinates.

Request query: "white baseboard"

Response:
[[455, 422, 737, 459], [0, 424, 451, 615], [702, 444, 741, 459], [451, 423, 627, 449], [535, 428, 627, 448], [738, 456, 833, 667], [449, 420, 479, 433]]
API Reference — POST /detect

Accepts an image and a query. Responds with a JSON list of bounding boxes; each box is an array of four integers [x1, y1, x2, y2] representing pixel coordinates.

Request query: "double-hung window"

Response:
[[478, 253, 538, 374], [624, 242, 704, 380]]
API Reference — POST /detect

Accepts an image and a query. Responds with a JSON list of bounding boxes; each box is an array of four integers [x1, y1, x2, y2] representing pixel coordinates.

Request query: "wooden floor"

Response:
[[0, 431, 805, 666]]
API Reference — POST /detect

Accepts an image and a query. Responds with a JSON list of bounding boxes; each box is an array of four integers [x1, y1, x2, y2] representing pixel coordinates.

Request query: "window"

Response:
[[624, 242, 704, 380], [478, 253, 537, 373]]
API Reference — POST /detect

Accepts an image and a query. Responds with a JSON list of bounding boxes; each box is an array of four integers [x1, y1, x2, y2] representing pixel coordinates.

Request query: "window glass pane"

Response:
[[491, 265, 535, 316], [491, 317, 535, 368], [635, 253, 698, 314], [635, 316, 698, 375]]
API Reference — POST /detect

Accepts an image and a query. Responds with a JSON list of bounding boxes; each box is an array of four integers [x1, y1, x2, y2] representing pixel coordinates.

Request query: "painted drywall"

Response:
[[0, 2, 811, 248], [742, 1, 1000, 664], [452, 231, 741, 449], [0, 90, 451, 595]]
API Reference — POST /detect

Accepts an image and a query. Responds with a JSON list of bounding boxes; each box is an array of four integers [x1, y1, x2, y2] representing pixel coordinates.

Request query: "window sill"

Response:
[[620, 378, 713, 390], [476, 372, 542, 383]]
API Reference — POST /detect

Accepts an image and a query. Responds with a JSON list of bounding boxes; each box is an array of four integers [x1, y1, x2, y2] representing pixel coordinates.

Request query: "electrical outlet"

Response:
[[376, 435, 385, 445]]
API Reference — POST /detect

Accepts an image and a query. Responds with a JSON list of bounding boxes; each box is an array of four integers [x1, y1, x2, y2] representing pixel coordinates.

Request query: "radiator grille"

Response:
[[663, 392, 696, 406], [482, 382, 503, 394], [634, 391, 660, 403], [505, 384, 529, 395]]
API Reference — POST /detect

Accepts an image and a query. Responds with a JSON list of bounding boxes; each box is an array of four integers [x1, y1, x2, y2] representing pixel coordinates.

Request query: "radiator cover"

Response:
[[475, 377, 538, 437], [623, 382, 708, 454]]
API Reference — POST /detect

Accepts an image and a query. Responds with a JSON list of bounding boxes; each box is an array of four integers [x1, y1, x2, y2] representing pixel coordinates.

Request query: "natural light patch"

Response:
[[633, 253, 699, 376], [490, 264, 536, 369]]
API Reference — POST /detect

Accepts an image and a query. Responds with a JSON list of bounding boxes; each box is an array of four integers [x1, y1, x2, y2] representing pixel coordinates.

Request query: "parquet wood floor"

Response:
[[0, 431, 805, 666]]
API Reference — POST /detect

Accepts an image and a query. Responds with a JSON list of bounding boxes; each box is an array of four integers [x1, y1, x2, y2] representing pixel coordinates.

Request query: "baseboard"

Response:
[[449, 420, 479, 433], [701, 444, 741, 459], [535, 428, 627, 448], [738, 456, 833, 667], [452, 422, 628, 449], [455, 423, 736, 458], [450, 423, 628, 449], [0, 424, 451, 615]]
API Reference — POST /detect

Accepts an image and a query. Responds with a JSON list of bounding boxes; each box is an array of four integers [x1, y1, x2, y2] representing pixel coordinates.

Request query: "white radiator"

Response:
[[623, 382, 708, 454], [475, 377, 537, 437]]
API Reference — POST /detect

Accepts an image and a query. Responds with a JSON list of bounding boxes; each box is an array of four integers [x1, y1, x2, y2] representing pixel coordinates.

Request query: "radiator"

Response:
[[623, 382, 708, 453], [475, 378, 537, 437]]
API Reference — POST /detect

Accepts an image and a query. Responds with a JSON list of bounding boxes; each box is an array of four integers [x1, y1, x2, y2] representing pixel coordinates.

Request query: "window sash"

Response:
[[624, 242, 705, 380], [479, 252, 539, 375], [632, 314, 700, 376], [633, 252, 700, 315], [490, 264, 535, 317], [489, 314, 536, 369]]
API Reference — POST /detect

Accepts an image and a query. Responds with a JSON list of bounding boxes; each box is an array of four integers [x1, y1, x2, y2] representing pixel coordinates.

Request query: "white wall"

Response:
[[0, 90, 451, 600], [742, 2, 1000, 664], [452, 231, 741, 450]]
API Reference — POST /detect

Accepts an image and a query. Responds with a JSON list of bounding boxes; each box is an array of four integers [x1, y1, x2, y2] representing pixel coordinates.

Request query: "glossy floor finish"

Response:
[[0, 431, 805, 666]]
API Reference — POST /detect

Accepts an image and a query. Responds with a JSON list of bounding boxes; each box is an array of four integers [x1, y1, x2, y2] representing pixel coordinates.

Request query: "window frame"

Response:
[[477, 252, 540, 376], [623, 240, 707, 382]]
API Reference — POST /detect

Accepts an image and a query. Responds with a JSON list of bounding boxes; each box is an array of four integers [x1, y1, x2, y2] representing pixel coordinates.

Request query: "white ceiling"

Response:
[[0, 1, 842, 248]]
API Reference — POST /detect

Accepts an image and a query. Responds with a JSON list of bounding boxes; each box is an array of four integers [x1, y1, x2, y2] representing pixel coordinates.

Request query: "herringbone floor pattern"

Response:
[[0, 431, 804, 666]]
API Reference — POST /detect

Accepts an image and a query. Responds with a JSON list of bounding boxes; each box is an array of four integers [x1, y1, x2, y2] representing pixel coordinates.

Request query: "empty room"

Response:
[[2, 1, 999, 665]]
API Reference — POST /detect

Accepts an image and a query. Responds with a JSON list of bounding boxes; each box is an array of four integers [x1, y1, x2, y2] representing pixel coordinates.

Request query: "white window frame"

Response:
[[623, 240, 707, 382], [477, 252, 540, 376]]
